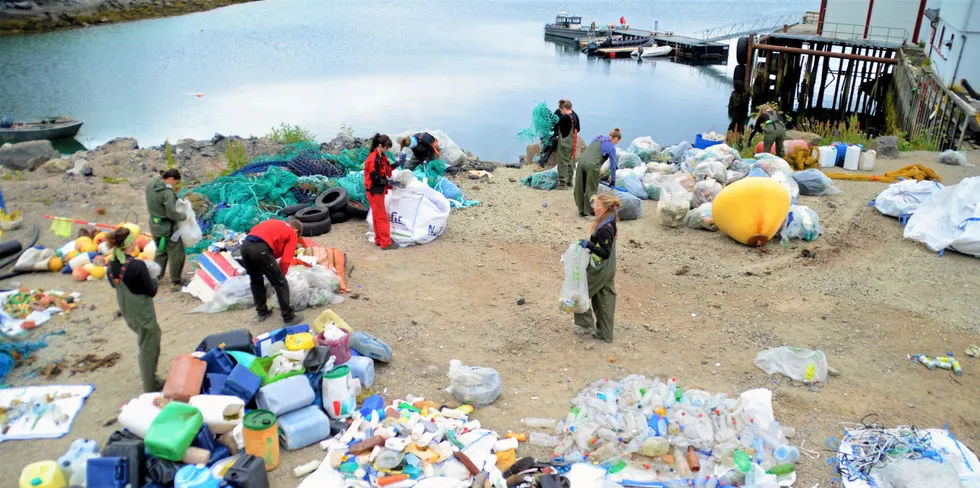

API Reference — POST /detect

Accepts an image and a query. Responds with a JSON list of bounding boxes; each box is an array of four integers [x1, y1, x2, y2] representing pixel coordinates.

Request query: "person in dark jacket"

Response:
[[364, 134, 399, 250], [574, 193, 622, 343], [242, 219, 304, 325], [748, 104, 787, 158], [554, 101, 578, 189], [145, 169, 188, 291], [537, 99, 581, 171], [574, 129, 621, 216], [107, 227, 163, 392], [398, 132, 440, 170]]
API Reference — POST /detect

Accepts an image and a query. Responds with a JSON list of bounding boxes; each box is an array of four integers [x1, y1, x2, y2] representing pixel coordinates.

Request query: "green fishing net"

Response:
[[336, 172, 367, 206], [517, 102, 558, 143], [183, 166, 296, 233], [413, 159, 447, 188]]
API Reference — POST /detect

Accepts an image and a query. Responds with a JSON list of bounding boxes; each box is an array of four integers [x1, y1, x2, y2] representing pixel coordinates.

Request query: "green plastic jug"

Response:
[[145, 401, 203, 461]]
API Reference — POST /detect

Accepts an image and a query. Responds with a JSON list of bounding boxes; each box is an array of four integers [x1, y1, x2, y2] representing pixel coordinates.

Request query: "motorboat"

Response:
[[631, 44, 673, 58], [0, 117, 83, 143]]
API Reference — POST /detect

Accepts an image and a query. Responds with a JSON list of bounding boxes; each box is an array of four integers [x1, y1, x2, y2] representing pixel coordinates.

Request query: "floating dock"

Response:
[[575, 30, 728, 61]]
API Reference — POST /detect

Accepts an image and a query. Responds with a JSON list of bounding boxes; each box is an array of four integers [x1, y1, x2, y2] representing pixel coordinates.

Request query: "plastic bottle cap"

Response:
[[32, 479, 41, 487]]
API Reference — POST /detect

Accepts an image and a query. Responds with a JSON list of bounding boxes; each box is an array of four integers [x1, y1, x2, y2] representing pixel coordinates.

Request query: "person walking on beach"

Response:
[[574, 193, 622, 343], [574, 129, 621, 216], [145, 169, 187, 292], [748, 105, 787, 158], [364, 133, 399, 251], [107, 226, 163, 392], [398, 131, 440, 170], [242, 219, 304, 325], [554, 101, 577, 189]]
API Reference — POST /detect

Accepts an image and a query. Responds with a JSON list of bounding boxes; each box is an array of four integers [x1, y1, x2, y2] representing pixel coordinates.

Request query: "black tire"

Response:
[[295, 206, 330, 223], [314, 187, 349, 213], [279, 203, 309, 217], [346, 200, 368, 218], [736, 37, 749, 65], [329, 211, 349, 224], [733, 64, 746, 90], [301, 216, 332, 237]]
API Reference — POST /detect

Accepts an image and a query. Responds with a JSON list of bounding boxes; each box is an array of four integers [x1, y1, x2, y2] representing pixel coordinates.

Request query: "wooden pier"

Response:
[[570, 28, 728, 61]]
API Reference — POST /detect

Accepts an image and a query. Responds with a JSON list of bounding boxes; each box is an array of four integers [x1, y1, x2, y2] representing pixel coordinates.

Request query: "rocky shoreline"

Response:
[[0, 0, 259, 34]]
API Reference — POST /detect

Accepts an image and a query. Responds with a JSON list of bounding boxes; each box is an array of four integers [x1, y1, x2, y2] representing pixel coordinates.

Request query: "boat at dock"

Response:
[[631, 44, 673, 58], [0, 117, 83, 143], [582, 29, 653, 55], [544, 12, 597, 41]]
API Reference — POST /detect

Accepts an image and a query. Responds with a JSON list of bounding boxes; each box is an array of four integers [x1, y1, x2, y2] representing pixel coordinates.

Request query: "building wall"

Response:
[[823, 0, 936, 41], [928, 0, 979, 85]]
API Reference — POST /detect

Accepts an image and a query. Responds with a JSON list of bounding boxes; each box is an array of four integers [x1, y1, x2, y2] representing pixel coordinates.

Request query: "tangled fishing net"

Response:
[[517, 102, 558, 143]]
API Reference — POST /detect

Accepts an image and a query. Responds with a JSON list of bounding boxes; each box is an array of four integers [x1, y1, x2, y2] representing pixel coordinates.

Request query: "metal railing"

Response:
[[813, 22, 908, 46], [693, 13, 805, 43], [893, 50, 977, 150]]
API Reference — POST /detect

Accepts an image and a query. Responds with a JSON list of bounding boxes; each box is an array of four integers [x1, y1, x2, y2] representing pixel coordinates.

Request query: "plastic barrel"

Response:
[[243, 410, 279, 471]]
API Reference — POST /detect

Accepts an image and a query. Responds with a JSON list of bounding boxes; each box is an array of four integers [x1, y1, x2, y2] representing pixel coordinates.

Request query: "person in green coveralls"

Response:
[[574, 193, 622, 343], [107, 226, 163, 392], [553, 101, 576, 189], [573, 129, 621, 217], [145, 169, 188, 291]]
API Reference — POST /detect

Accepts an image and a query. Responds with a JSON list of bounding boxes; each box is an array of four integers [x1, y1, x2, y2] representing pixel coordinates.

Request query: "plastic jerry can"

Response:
[[202, 348, 234, 375], [58, 438, 99, 484], [145, 402, 204, 462], [101, 439, 145, 488], [312, 309, 351, 335], [859, 149, 876, 171], [833, 143, 848, 166], [189, 394, 245, 435], [277, 405, 331, 451], [118, 393, 163, 438], [223, 454, 270, 488], [220, 364, 262, 404], [163, 355, 207, 403], [351, 331, 392, 363], [817, 146, 836, 168], [254, 375, 315, 416], [321, 366, 356, 420], [844, 145, 861, 170], [285, 332, 314, 351], [174, 464, 220, 488], [196, 329, 254, 354], [192, 424, 219, 453], [243, 410, 279, 471], [86, 457, 128, 488], [19, 461, 66, 488], [254, 329, 286, 357], [344, 355, 375, 388], [284, 324, 311, 336], [204, 373, 228, 395]]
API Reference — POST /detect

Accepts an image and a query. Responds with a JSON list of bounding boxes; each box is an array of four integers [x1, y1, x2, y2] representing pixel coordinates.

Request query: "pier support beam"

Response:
[[752, 44, 898, 64]]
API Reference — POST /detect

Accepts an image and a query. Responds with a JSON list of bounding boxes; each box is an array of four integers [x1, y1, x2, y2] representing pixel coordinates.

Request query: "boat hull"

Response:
[[0, 120, 83, 143]]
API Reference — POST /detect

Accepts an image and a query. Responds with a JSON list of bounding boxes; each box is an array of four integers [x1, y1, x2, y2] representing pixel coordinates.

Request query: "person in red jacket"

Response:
[[242, 219, 304, 324], [364, 133, 399, 250]]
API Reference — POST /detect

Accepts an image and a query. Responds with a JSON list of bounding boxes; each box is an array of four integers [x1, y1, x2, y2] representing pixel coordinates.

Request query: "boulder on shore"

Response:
[[875, 136, 900, 159], [97, 137, 139, 153], [41, 158, 70, 173], [785, 130, 821, 147], [0, 140, 57, 171]]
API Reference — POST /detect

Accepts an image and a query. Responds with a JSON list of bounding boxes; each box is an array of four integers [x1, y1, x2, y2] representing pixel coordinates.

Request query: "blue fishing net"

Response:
[[517, 102, 558, 143]]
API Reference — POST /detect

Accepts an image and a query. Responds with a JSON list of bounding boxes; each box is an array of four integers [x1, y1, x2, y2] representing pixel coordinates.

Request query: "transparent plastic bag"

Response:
[[771, 171, 800, 204], [560, 243, 591, 314], [873, 458, 964, 488], [191, 275, 253, 314], [671, 172, 695, 192], [780, 205, 822, 245], [658, 190, 693, 228], [618, 172, 648, 200], [727, 159, 750, 184], [286, 265, 343, 311], [938, 149, 973, 167], [685, 203, 718, 231], [599, 187, 643, 220], [445, 359, 503, 407], [615, 148, 643, 169], [627, 136, 660, 162], [667, 141, 693, 164], [693, 179, 723, 207], [792, 168, 840, 196], [697, 143, 741, 168], [754, 153, 794, 177], [754, 346, 828, 383], [172, 198, 202, 248], [694, 161, 727, 184]]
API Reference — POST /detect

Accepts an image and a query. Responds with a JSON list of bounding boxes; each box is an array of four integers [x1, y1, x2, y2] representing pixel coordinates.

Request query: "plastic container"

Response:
[[312, 309, 352, 335], [223, 454, 270, 488], [321, 366, 356, 420], [145, 402, 204, 462], [642, 436, 670, 457], [20, 461, 66, 488], [755, 139, 807, 155], [174, 464, 220, 488], [694, 133, 723, 150], [210, 454, 240, 479], [204, 373, 228, 395], [278, 405, 332, 450], [773, 445, 800, 464], [844, 145, 861, 170], [220, 364, 262, 403], [255, 374, 315, 416], [833, 143, 848, 166], [254, 329, 286, 357], [87, 457, 128, 488], [285, 332, 314, 351], [118, 393, 163, 438], [101, 439, 144, 488], [189, 394, 245, 435], [58, 438, 99, 484], [351, 331, 392, 363], [248, 354, 305, 386], [196, 329, 254, 354], [243, 410, 280, 471], [201, 348, 234, 375], [315, 326, 351, 364], [344, 355, 375, 388], [859, 149, 876, 171], [163, 355, 207, 403], [817, 146, 836, 168]]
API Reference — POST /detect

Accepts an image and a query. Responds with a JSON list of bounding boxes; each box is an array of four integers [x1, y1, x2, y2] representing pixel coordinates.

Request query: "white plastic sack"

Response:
[[684, 203, 717, 231], [627, 136, 659, 162], [445, 359, 502, 407], [692, 179, 723, 207], [615, 148, 643, 169], [367, 180, 451, 247], [873, 459, 964, 488], [780, 205, 822, 244], [618, 172, 648, 200], [696, 143, 741, 168], [392, 128, 467, 166], [754, 346, 829, 383], [874, 179, 944, 218], [792, 168, 840, 196], [694, 161, 727, 184], [286, 265, 343, 311], [191, 275, 253, 314], [771, 171, 800, 204], [559, 243, 591, 314], [171, 198, 202, 248], [904, 176, 980, 257], [754, 153, 794, 178], [13, 248, 55, 272], [658, 190, 692, 228]]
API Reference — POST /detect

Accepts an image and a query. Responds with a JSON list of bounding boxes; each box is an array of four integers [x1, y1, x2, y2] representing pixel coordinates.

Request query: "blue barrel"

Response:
[[834, 143, 848, 167], [694, 133, 723, 150]]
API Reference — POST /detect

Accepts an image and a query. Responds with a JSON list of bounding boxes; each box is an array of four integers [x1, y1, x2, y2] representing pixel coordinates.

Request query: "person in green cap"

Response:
[[574, 193, 622, 343], [107, 226, 163, 392], [145, 169, 188, 291]]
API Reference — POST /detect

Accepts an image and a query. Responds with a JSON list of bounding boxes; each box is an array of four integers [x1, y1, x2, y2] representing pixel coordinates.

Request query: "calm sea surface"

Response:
[[0, 0, 817, 161]]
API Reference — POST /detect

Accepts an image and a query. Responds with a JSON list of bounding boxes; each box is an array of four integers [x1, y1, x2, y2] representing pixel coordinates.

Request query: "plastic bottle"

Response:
[[528, 432, 560, 448], [772, 445, 799, 465], [597, 427, 619, 442], [523, 417, 557, 429], [766, 464, 795, 476], [588, 442, 621, 464], [553, 436, 575, 457], [642, 436, 670, 457], [58, 438, 99, 484]]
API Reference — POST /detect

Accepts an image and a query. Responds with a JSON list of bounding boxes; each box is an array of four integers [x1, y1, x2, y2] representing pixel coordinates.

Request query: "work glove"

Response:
[[579, 239, 591, 249], [396, 154, 407, 167]]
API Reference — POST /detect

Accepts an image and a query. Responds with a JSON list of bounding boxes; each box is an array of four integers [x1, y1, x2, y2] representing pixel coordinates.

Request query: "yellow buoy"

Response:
[[48, 257, 63, 273], [93, 231, 110, 246], [64, 250, 79, 261], [79, 242, 98, 253], [75, 236, 94, 252], [88, 265, 106, 280], [712, 177, 791, 246]]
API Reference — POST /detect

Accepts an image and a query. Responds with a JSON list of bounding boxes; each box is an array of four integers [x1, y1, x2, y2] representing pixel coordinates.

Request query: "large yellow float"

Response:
[[712, 177, 791, 246]]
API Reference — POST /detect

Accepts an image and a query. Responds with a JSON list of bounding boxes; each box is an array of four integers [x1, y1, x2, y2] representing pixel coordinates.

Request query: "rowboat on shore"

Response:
[[0, 117, 84, 143]]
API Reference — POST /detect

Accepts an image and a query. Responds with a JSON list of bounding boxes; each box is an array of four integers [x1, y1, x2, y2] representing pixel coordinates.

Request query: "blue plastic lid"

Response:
[[31, 478, 41, 487]]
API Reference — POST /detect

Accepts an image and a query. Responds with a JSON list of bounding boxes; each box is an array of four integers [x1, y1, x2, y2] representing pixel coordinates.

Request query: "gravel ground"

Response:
[[2, 144, 979, 487]]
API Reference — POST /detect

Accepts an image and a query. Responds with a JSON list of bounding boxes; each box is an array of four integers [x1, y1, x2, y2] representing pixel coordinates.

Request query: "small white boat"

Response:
[[631, 45, 672, 58]]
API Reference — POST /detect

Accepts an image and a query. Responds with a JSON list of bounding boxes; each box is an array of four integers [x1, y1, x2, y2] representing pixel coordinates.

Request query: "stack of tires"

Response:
[[278, 187, 370, 237], [734, 37, 749, 93]]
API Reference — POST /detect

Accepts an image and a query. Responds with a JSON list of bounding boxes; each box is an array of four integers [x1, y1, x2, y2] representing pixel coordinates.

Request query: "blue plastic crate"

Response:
[[87, 457, 128, 488]]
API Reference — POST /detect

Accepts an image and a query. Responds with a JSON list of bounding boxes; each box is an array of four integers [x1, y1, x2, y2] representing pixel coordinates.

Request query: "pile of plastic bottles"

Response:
[[527, 375, 800, 487]]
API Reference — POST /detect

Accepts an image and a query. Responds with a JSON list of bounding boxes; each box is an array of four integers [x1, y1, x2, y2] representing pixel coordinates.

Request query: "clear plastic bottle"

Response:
[[553, 436, 575, 457], [528, 432, 559, 448], [772, 445, 799, 465], [597, 427, 619, 442], [642, 436, 670, 457], [588, 441, 622, 464], [523, 417, 557, 429]]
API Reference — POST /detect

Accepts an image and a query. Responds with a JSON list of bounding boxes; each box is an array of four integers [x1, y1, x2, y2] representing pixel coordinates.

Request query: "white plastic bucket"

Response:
[[818, 147, 836, 168], [844, 145, 861, 170]]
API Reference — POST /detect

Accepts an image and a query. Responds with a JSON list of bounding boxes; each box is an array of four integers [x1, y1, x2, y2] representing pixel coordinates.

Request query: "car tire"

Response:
[[330, 211, 349, 224], [346, 200, 368, 219], [295, 206, 330, 223], [314, 187, 349, 213], [733, 64, 746, 90], [279, 203, 309, 217], [736, 37, 749, 65], [301, 216, 332, 236]]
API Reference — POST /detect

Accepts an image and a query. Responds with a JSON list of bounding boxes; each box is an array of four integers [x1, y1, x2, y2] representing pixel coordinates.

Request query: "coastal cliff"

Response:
[[0, 0, 259, 34]]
